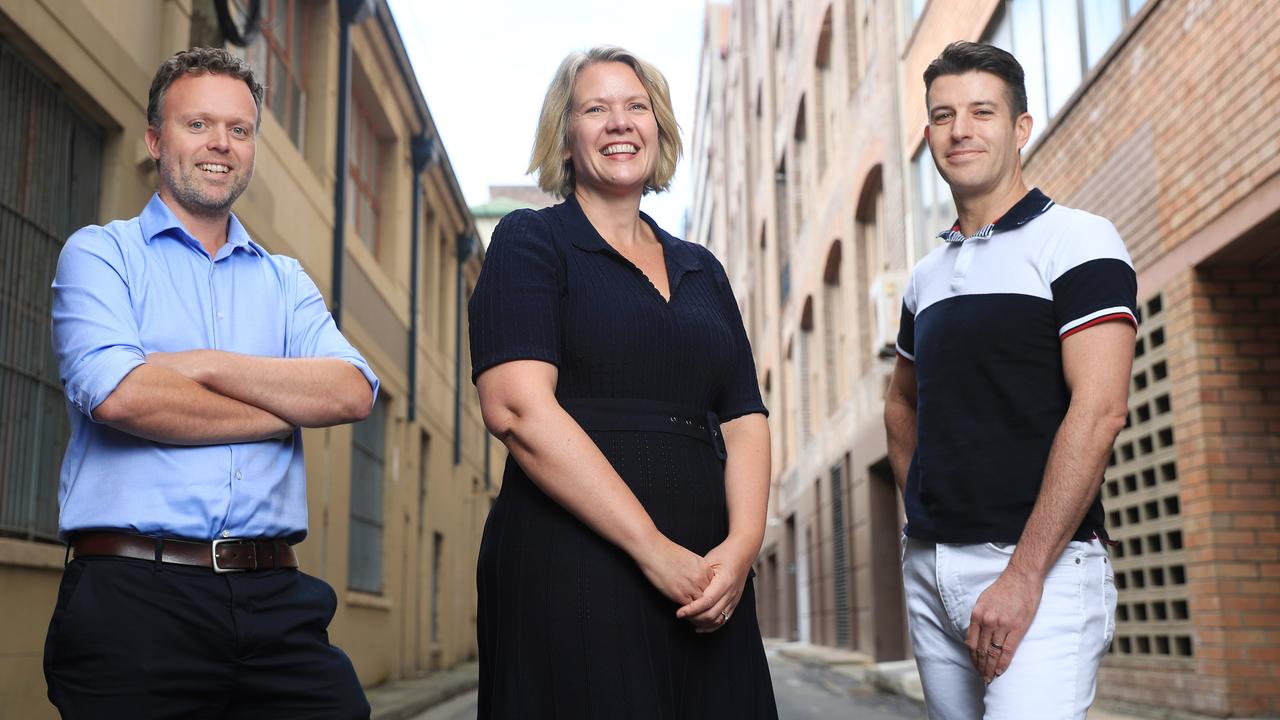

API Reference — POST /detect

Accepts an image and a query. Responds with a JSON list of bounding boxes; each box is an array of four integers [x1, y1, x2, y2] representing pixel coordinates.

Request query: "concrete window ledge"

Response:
[[345, 590, 393, 611], [0, 537, 66, 570]]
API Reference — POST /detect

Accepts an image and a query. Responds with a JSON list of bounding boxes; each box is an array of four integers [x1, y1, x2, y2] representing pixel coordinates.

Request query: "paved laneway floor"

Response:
[[412, 648, 925, 719], [768, 648, 926, 720]]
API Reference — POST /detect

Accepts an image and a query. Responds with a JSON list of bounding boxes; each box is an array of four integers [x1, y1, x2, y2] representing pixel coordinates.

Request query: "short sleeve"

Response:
[[468, 210, 563, 383], [288, 262, 380, 399], [895, 272, 917, 362], [707, 253, 767, 422], [1049, 215, 1138, 339]]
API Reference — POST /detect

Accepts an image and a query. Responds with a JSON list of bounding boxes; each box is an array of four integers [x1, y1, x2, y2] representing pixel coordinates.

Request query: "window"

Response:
[[910, 144, 954, 265], [233, 0, 307, 147], [901, 0, 927, 37], [984, 0, 1148, 147], [430, 532, 443, 643], [844, 0, 863, 96], [348, 396, 387, 593], [821, 246, 845, 414], [347, 100, 382, 255], [0, 41, 103, 542], [815, 8, 835, 179]]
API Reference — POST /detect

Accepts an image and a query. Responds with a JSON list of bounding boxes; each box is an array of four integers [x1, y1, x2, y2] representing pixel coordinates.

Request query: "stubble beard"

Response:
[[159, 152, 252, 218]]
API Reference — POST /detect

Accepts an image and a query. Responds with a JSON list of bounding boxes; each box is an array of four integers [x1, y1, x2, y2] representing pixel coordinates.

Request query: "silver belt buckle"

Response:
[[211, 537, 253, 573]]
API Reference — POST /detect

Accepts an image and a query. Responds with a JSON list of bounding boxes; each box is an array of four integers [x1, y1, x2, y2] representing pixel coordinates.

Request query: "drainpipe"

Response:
[[330, 0, 373, 329], [407, 135, 435, 422], [453, 231, 477, 465]]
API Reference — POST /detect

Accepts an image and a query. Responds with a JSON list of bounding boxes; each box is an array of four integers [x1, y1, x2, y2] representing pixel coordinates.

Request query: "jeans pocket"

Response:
[[1102, 563, 1117, 645], [983, 542, 1016, 556], [44, 559, 92, 669]]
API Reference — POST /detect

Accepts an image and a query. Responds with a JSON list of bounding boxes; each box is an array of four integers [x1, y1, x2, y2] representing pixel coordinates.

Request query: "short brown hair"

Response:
[[528, 46, 682, 199], [147, 47, 264, 131], [924, 42, 1028, 117]]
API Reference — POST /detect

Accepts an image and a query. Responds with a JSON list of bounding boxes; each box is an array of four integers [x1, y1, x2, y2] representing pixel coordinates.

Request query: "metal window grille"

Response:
[[1105, 293, 1192, 659], [0, 41, 103, 541], [830, 461, 851, 648], [348, 397, 387, 593]]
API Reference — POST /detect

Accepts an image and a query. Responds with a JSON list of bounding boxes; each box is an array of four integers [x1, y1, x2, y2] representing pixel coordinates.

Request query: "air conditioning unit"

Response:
[[869, 271, 907, 359]]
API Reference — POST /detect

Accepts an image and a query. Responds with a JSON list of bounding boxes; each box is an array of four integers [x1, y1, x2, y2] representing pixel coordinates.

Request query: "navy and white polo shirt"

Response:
[[896, 188, 1137, 544]]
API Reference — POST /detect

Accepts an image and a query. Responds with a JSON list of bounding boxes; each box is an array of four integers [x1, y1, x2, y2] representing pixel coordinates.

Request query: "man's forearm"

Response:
[[1007, 405, 1125, 581], [150, 350, 372, 428], [884, 399, 917, 494], [94, 364, 293, 445]]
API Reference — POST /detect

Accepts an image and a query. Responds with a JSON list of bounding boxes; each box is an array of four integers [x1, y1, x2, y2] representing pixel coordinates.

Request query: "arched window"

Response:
[[821, 242, 845, 414]]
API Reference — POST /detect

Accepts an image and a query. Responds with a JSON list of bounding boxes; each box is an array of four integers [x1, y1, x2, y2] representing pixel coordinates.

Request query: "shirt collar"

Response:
[[138, 193, 265, 257], [937, 187, 1055, 244]]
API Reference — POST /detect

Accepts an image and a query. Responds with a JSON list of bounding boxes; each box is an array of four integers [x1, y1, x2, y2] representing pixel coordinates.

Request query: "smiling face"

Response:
[[564, 61, 660, 199], [145, 72, 257, 218], [924, 70, 1031, 200]]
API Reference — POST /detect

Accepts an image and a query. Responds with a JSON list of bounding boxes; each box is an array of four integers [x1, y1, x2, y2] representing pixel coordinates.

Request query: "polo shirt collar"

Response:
[[938, 187, 1055, 244], [139, 193, 265, 257], [559, 193, 702, 288]]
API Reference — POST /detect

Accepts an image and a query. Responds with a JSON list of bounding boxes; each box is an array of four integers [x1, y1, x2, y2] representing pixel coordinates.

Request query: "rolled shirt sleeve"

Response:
[[51, 226, 147, 421], [287, 261, 379, 399]]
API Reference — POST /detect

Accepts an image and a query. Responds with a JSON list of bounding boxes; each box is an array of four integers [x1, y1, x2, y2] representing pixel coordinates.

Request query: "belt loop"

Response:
[[153, 537, 164, 571], [272, 540, 280, 570], [63, 541, 71, 567]]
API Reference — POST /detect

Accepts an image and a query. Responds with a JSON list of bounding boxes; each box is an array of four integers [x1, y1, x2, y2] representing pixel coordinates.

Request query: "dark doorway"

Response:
[[868, 458, 909, 660]]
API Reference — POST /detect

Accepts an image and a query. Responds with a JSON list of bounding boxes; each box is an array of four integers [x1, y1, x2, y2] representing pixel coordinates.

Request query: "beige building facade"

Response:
[[0, 1, 501, 717], [693, 0, 1280, 716]]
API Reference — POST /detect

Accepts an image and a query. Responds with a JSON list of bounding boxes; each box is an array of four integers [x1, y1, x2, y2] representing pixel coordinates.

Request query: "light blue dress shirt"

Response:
[[51, 194, 379, 541]]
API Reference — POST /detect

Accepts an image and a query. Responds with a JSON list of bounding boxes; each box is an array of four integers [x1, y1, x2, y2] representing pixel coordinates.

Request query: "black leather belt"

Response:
[[71, 532, 298, 573], [560, 397, 728, 461]]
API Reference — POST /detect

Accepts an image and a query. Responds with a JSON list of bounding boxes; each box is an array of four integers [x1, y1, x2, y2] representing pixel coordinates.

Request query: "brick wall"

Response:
[[1176, 265, 1280, 716]]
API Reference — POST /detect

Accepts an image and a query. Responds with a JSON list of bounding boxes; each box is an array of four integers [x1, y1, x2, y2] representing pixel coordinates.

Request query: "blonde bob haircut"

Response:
[[528, 46, 683, 199]]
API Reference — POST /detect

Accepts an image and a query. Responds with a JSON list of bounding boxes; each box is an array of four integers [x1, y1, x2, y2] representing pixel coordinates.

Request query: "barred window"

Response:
[[0, 41, 103, 542], [348, 396, 387, 593], [233, 0, 308, 147]]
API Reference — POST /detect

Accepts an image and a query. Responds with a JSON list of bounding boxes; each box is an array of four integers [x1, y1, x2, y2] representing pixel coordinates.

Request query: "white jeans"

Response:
[[901, 536, 1117, 720]]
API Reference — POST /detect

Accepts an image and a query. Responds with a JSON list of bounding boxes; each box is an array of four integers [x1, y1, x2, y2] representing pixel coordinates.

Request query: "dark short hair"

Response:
[[923, 42, 1028, 117], [146, 47, 264, 131]]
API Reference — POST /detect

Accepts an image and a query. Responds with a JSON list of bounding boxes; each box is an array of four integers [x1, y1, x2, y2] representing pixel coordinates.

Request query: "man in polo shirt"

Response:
[[45, 48, 376, 718], [884, 42, 1136, 719]]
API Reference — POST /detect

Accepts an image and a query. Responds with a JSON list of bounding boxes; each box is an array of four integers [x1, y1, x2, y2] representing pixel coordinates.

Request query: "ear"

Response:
[[923, 122, 932, 146], [145, 126, 162, 161], [1014, 112, 1033, 151]]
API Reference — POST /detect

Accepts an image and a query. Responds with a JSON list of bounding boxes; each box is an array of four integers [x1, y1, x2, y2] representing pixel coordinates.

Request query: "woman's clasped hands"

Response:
[[636, 535, 754, 634]]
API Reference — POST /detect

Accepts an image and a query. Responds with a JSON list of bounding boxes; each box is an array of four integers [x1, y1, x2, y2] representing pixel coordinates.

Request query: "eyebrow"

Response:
[[929, 100, 1000, 113], [577, 95, 650, 107]]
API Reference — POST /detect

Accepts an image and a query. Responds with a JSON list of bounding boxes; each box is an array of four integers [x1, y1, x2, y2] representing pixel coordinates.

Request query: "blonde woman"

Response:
[[468, 46, 777, 718]]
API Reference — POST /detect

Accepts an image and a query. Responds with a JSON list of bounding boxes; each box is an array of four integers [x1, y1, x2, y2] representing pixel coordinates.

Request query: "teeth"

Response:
[[602, 144, 637, 156], [198, 163, 230, 173]]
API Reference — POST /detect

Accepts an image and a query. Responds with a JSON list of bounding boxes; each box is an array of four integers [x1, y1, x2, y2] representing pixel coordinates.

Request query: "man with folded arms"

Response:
[[45, 47, 377, 719], [885, 42, 1136, 719]]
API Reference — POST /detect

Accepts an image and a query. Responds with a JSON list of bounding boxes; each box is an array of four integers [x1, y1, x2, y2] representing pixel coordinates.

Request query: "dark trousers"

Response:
[[44, 556, 370, 719]]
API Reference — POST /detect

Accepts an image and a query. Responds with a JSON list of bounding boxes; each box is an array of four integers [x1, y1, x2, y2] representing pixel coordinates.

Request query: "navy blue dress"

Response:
[[468, 196, 777, 719]]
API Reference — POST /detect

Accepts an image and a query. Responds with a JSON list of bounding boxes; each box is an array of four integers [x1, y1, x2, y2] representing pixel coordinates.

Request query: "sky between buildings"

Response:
[[387, 0, 707, 237]]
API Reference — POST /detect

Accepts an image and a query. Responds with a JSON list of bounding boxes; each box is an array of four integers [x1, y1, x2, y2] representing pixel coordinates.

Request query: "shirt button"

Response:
[[222, 530, 232, 538], [217, 312, 225, 320], [235, 470, 243, 480]]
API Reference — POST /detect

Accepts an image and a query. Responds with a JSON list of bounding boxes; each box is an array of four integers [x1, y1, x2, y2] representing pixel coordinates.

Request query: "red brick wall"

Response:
[[1174, 265, 1280, 716]]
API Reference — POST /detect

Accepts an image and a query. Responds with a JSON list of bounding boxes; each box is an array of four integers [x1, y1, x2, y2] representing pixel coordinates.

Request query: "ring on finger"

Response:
[[719, 610, 730, 623]]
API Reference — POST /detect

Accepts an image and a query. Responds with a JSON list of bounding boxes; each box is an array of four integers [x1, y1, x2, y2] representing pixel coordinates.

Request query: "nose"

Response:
[[950, 112, 973, 141], [206, 125, 231, 151], [605, 106, 633, 133]]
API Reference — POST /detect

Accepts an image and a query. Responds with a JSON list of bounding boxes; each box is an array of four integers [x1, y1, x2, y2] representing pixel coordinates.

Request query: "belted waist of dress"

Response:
[[559, 398, 728, 461]]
